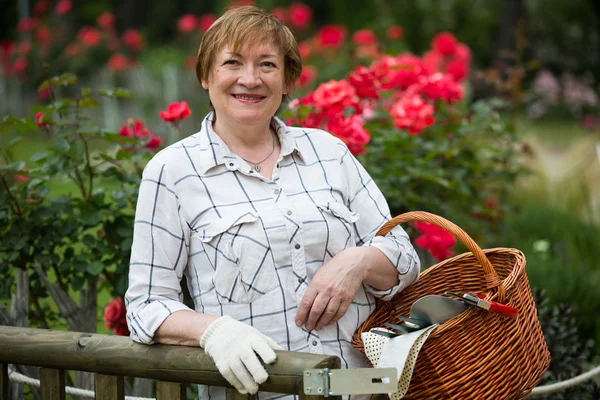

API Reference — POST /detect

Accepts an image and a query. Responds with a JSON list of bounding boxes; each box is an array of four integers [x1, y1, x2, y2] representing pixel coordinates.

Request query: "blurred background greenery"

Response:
[[1, 0, 600, 398]]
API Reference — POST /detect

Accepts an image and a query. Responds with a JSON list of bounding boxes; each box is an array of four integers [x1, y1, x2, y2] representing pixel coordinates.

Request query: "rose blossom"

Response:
[[414, 221, 456, 261], [432, 32, 459, 56], [390, 93, 435, 135], [326, 114, 370, 155], [419, 73, 464, 104], [316, 25, 346, 49], [312, 79, 359, 115], [177, 14, 197, 34], [349, 66, 380, 100], [288, 3, 312, 30], [352, 29, 377, 46], [103, 298, 130, 336], [159, 101, 192, 123]]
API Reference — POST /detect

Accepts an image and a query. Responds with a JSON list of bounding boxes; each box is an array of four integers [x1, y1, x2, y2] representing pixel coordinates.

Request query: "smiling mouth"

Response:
[[232, 94, 266, 101]]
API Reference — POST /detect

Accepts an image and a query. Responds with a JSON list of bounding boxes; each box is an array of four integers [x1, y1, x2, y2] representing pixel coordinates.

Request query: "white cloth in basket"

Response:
[[361, 324, 438, 399]]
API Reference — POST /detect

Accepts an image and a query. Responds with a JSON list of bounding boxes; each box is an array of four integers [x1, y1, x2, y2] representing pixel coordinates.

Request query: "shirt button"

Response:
[[298, 277, 303, 283], [295, 243, 301, 249], [228, 163, 234, 167], [274, 189, 280, 195], [312, 340, 318, 346], [287, 210, 293, 216]]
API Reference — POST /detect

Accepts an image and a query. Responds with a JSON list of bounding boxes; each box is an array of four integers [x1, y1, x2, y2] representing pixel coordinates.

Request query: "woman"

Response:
[[125, 6, 420, 398]]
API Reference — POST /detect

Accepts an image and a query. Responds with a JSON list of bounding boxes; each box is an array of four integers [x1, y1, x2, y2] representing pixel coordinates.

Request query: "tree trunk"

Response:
[[32, 265, 98, 399], [494, 0, 525, 66], [9, 269, 41, 400]]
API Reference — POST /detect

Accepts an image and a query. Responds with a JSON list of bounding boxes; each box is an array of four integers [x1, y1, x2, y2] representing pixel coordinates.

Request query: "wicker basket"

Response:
[[352, 211, 551, 399]]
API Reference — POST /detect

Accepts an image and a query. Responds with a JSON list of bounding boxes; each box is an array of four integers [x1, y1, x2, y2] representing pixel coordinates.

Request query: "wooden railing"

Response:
[[0, 325, 341, 400]]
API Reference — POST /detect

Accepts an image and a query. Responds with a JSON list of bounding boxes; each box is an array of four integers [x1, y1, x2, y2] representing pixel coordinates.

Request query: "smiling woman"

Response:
[[124, 6, 421, 400]]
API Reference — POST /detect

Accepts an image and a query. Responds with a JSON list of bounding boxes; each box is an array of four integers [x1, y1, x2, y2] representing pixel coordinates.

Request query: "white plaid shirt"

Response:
[[125, 113, 420, 400]]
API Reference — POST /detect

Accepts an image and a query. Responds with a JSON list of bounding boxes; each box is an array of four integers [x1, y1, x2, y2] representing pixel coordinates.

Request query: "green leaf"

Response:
[[97, 88, 133, 99], [8, 136, 24, 148], [87, 261, 105, 276], [81, 88, 92, 96], [77, 97, 100, 109], [30, 152, 48, 162], [0, 161, 25, 173], [82, 234, 95, 247], [54, 139, 70, 153]]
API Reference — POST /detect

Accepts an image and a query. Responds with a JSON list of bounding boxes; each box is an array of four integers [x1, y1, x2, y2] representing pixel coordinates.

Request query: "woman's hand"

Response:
[[295, 246, 399, 331], [295, 247, 367, 331]]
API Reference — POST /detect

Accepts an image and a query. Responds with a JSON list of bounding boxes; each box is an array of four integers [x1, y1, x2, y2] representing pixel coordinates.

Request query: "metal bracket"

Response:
[[303, 368, 397, 396]]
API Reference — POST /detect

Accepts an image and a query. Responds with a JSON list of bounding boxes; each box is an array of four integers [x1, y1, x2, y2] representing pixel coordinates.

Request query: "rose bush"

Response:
[[0, 73, 163, 333], [282, 31, 526, 255]]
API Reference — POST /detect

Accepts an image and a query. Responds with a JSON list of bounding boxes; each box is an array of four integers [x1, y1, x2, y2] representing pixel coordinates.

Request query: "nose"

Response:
[[238, 65, 261, 88]]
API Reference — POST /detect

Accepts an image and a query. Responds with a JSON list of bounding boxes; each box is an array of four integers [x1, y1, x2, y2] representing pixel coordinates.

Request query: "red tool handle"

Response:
[[472, 292, 519, 319]]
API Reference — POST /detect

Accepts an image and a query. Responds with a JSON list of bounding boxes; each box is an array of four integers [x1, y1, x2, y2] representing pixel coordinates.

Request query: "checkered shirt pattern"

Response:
[[125, 113, 420, 400]]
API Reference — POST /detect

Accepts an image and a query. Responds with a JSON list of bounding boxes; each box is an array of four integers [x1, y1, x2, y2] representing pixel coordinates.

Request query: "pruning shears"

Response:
[[445, 291, 519, 319]]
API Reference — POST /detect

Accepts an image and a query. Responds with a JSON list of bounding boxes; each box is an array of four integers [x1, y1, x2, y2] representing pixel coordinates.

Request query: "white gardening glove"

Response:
[[200, 315, 283, 394]]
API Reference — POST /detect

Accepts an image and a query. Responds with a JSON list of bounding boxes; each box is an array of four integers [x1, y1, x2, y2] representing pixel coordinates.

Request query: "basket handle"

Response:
[[377, 211, 506, 301]]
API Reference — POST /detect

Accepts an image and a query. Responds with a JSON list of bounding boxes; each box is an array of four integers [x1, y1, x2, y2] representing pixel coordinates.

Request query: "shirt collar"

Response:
[[196, 112, 307, 174]]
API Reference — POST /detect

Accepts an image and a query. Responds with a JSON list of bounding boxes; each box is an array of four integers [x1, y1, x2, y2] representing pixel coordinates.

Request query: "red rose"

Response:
[[270, 7, 287, 23], [54, 0, 72, 15], [390, 93, 435, 135], [288, 3, 312, 30], [316, 25, 346, 49], [77, 27, 101, 47], [198, 14, 216, 33], [159, 101, 192, 123], [17, 17, 37, 32], [35, 111, 50, 127], [413, 222, 456, 261], [386, 25, 404, 40], [122, 29, 144, 52], [97, 12, 115, 30], [177, 14, 197, 34], [352, 29, 377, 46], [297, 65, 317, 87], [325, 114, 370, 155], [432, 32, 459, 56], [312, 79, 358, 115], [349, 66, 380, 100], [418, 73, 463, 104], [33, 0, 50, 16], [108, 53, 129, 71], [298, 41, 311, 60], [103, 298, 130, 336], [145, 136, 162, 151]]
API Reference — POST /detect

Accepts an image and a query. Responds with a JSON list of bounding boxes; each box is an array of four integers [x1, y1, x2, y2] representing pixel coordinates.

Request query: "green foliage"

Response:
[[356, 99, 525, 242], [0, 75, 156, 328], [499, 205, 600, 355], [534, 288, 600, 399]]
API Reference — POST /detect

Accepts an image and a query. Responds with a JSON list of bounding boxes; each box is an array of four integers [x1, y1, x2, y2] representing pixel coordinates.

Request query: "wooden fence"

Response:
[[0, 325, 340, 400]]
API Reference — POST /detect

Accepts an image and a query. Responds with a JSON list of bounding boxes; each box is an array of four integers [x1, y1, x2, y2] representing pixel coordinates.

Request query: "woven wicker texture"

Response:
[[352, 211, 551, 399]]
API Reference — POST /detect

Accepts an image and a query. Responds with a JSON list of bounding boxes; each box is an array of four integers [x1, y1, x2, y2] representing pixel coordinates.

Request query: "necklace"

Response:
[[239, 130, 276, 173]]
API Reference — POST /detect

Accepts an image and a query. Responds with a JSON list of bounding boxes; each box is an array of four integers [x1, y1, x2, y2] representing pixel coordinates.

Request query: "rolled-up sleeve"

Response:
[[339, 142, 420, 301], [125, 156, 192, 344]]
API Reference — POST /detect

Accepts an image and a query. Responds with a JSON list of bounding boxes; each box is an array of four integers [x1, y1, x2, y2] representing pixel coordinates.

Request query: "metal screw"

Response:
[[305, 371, 311, 376], [305, 387, 311, 393], [318, 388, 323, 394], [317, 371, 323, 377]]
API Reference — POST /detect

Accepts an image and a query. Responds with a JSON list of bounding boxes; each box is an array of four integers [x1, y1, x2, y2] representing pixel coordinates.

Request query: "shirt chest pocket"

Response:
[[314, 202, 360, 258], [192, 213, 280, 304]]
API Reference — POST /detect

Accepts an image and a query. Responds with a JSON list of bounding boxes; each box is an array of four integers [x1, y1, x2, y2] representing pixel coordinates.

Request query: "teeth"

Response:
[[234, 95, 262, 100]]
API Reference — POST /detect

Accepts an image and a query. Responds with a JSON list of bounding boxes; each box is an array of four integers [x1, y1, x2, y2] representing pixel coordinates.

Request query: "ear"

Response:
[[201, 80, 208, 90]]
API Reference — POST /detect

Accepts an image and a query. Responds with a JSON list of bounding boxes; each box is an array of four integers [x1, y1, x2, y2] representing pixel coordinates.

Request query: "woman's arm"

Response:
[[154, 310, 218, 346]]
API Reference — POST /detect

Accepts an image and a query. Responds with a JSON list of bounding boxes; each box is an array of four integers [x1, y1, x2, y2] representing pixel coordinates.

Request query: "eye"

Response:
[[224, 59, 240, 66], [261, 61, 276, 68]]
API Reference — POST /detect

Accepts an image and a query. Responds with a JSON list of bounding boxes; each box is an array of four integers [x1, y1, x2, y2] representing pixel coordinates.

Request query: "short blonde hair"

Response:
[[195, 6, 302, 102]]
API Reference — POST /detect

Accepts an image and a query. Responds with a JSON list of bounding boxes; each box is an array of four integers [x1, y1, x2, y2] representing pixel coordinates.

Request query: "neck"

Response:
[[212, 115, 273, 149]]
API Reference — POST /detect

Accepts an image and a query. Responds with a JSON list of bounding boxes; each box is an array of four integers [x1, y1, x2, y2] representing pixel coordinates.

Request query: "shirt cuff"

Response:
[[127, 299, 193, 344], [363, 234, 420, 301]]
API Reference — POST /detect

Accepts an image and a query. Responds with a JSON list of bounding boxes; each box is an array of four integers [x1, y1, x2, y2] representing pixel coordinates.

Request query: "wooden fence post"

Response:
[[40, 368, 65, 400]]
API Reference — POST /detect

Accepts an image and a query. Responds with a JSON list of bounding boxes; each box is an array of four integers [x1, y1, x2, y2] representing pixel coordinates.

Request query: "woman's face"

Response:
[[202, 41, 286, 129]]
